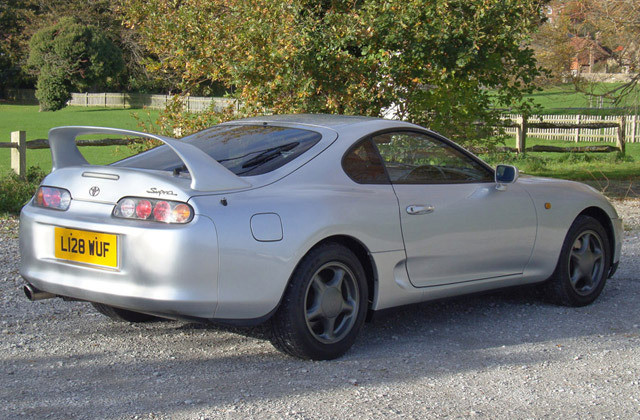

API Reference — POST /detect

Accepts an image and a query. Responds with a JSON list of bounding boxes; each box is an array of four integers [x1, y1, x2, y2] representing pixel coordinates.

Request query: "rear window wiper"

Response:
[[171, 141, 299, 176], [238, 142, 299, 171]]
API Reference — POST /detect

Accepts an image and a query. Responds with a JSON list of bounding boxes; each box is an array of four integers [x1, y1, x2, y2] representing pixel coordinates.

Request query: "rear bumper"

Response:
[[19, 200, 220, 318]]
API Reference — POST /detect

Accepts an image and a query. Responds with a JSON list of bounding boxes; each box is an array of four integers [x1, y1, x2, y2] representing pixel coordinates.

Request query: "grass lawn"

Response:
[[522, 82, 640, 115], [482, 137, 640, 182], [0, 104, 160, 172], [495, 82, 640, 184]]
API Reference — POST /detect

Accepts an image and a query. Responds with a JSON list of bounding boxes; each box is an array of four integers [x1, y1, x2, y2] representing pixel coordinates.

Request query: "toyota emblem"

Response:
[[89, 186, 100, 197]]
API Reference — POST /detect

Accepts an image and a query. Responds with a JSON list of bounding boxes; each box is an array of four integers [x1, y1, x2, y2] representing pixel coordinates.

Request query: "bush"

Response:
[[0, 166, 47, 214], [35, 72, 73, 112]]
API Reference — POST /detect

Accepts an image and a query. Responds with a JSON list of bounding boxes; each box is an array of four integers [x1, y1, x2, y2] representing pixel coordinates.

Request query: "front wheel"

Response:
[[270, 243, 368, 360], [545, 215, 611, 307]]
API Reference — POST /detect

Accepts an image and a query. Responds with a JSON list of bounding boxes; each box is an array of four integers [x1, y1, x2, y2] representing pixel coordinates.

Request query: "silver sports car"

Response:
[[20, 114, 622, 360]]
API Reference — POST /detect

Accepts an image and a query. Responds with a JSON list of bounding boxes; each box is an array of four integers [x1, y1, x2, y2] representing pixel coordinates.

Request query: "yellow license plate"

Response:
[[54, 227, 118, 268]]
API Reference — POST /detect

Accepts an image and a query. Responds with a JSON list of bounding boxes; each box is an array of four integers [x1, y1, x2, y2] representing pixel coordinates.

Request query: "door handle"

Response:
[[406, 205, 434, 215]]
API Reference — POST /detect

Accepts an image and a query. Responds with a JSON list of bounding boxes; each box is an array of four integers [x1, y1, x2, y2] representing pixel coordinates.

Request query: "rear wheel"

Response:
[[545, 215, 610, 307], [270, 243, 368, 360], [92, 302, 160, 323]]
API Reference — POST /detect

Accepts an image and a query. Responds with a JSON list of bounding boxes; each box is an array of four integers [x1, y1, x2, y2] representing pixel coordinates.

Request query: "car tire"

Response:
[[545, 215, 611, 307], [270, 243, 368, 360], [91, 302, 160, 323]]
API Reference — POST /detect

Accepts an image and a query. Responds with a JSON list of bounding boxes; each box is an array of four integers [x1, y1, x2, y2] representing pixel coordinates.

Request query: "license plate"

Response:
[[54, 227, 118, 268]]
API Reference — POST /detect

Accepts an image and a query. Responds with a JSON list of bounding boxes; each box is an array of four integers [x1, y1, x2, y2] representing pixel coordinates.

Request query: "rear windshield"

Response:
[[113, 125, 322, 176]]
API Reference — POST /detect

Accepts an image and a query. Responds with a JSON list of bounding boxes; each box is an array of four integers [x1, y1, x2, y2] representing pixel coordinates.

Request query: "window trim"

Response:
[[368, 128, 495, 185]]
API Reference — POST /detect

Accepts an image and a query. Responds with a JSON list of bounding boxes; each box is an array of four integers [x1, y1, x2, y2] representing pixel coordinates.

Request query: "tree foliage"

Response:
[[27, 17, 124, 111], [121, 0, 547, 144], [0, 0, 39, 89]]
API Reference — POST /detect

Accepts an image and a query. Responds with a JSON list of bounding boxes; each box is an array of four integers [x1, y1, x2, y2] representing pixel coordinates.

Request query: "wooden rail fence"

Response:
[[0, 132, 143, 178], [502, 114, 637, 144], [505, 115, 628, 155]]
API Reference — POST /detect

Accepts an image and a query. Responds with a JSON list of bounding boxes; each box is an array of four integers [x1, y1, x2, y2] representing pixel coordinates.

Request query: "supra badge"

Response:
[[89, 186, 100, 197]]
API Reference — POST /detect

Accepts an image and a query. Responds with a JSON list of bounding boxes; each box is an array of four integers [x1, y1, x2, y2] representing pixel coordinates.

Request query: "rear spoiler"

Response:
[[48, 126, 251, 192]]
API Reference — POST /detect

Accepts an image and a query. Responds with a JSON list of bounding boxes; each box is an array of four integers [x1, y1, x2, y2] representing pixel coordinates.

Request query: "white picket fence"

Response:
[[502, 114, 639, 143]]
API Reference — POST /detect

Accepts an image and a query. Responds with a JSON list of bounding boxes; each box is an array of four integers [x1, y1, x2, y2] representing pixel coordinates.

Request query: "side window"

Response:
[[342, 139, 389, 184], [373, 132, 493, 184]]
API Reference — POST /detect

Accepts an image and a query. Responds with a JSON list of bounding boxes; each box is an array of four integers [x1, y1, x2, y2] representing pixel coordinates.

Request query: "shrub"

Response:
[[0, 166, 47, 214]]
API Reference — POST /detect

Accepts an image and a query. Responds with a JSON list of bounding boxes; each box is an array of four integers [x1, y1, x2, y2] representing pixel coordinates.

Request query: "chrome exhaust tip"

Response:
[[23, 284, 56, 301]]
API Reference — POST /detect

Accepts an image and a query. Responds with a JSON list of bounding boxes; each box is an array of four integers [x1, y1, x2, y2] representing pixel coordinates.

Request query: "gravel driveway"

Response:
[[2, 200, 639, 419]]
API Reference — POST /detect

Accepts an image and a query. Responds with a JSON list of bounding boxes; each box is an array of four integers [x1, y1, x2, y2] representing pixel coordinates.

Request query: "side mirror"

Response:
[[495, 164, 519, 190]]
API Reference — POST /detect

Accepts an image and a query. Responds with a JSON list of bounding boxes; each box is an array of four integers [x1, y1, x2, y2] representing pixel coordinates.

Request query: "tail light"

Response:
[[34, 186, 71, 211], [113, 197, 193, 224]]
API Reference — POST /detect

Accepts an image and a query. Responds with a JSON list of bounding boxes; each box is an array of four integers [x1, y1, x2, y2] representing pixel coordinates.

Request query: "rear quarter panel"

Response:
[[190, 140, 405, 320]]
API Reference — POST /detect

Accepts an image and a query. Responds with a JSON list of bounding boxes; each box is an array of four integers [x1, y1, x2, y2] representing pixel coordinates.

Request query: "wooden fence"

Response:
[[66, 92, 238, 112], [502, 114, 638, 144], [503, 115, 627, 155], [3, 89, 238, 112], [0, 132, 144, 178], [1, 115, 630, 176]]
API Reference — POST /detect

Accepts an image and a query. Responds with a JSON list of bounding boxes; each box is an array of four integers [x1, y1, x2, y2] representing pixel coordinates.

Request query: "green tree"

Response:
[[1, 0, 155, 93], [27, 17, 124, 111], [0, 0, 39, 90], [122, 0, 547, 144], [32, 0, 158, 92]]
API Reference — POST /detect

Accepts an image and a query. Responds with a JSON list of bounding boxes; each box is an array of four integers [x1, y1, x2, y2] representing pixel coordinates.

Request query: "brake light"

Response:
[[153, 201, 171, 222], [136, 200, 152, 219], [34, 187, 71, 211], [113, 197, 193, 224]]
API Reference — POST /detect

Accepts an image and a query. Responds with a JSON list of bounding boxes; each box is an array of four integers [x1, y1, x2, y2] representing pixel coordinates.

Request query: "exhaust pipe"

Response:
[[23, 284, 56, 301]]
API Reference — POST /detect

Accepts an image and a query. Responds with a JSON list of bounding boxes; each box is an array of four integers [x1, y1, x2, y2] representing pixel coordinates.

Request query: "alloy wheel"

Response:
[[304, 262, 359, 344], [569, 230, 605, 296]]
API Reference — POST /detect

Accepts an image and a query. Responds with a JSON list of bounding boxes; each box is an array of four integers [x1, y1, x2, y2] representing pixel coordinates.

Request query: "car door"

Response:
[[372, 131, 537, 287]]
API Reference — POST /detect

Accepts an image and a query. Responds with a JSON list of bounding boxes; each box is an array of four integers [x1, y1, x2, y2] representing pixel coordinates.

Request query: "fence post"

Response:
[[631, 115, 637, 144], [574, 114, 581, 142], [11, 131, 27, 178], [516, 115, 527, 154], [85, 92, 88, 107], [617, 116, 626, 155], [104, 92, 107, 108]]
